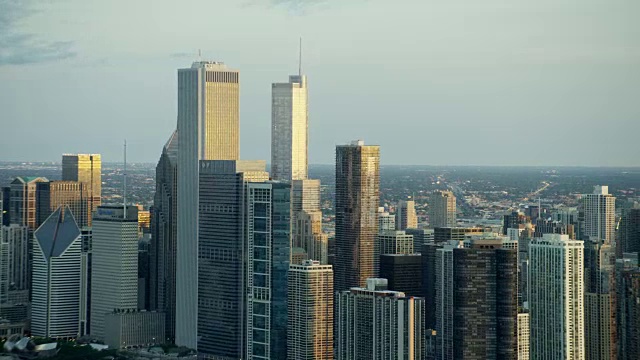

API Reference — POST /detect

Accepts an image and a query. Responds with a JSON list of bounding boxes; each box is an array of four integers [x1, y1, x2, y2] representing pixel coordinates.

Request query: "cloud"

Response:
[[0, 0, 76, 66]]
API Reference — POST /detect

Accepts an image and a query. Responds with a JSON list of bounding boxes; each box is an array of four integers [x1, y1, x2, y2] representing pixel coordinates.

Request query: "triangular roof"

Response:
[[34, 206, 81, 259], [12, 176, 48, 185], [163, 130, 178, 163]]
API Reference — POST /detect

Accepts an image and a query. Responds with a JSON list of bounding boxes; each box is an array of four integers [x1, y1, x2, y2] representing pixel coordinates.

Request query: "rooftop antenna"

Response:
[[298, 37, 302, 77], [123, 139, 127, 219], [198, 49, 202, 62]]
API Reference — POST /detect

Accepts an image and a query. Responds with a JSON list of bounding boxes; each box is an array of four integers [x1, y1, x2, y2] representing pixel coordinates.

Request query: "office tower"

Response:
[[396, 200, 417, 230], [433, 226, 484, 243], [36, 181, 90, 228], [379, 254, 422, 296], [90, 205, 139, 340], [518, 313, 530, 360], [429, 190, 456, 228], [10, 176, 48, 230], [334, 140, 380, 291], [579, 186, 617, 359], [1, 187, 9, 226], [32, 207, 82, 337], [529, 234, 584, 359], [138, 237, 151, 310], [245, 181, 291, 360], [616, 254, 640, 360], [104, 310, 165, 349], [62, 154, 101, 215], [502, 211, 527, 235], [378, 230, 414, 255], [150, 130, 178, 341], [533, 218, 574, 239], [435, 239, 518, 359], [176, 61, 240, 348], [288, 260, 333, 360], [335, 278, 425, 360], [422, 242, 445, 332], [618, 208, 640, 255], [138, 209, 151, 235], [406, 228, 433, 252], [377, 207, 396, 231], [292, 179, 328, 264], [0, 225, 29, 294], [552, 207, 579, 229], [271, 74, 308, 181], [79, 228, 92, 336]]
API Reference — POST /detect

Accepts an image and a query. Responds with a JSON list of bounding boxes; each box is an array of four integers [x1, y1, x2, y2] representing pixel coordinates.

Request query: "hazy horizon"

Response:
[[1, 0, 638, 166]]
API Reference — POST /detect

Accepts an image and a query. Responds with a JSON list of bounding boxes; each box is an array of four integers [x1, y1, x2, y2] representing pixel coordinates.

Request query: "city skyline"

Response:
[[1, 1, 638, 166]]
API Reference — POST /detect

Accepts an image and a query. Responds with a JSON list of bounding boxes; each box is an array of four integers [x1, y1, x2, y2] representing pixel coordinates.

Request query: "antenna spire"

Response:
[[298, 37, 302, 77], [123, 139, 127, 219]]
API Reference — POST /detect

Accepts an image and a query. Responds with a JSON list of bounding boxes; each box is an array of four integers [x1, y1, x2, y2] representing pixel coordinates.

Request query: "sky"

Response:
[[0, 0, 639, 166]]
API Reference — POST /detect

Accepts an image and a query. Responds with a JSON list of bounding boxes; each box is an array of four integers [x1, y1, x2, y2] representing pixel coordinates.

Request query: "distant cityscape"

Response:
[[0, 60, 639, 360]]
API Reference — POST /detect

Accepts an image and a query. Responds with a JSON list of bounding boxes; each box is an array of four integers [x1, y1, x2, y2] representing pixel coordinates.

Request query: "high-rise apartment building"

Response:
[[618, 208, 640, 256], [580, 186, 617, 359], [288, 260, 333, 360], [529, 234, 584, 359], [150, 130, 178, 342], [292, 179, 327, 264], [580, 185, 616, 244], [90, 205, 139, 340], [379, 254, 422, 297], [518, 313, 530, 360], [271, 75, 308, 181], [334, 140, 380, 291], [176, 61, 240, 348], [429, 190, 456, 228], [434, 239, 518, 359], [32, 207, 82, 338], [335, 278, 425, 360], [62, 154, 101, 215], [10, 176, 48, 230], [396, 200, 417, 230], [36, 181, 90, 228]]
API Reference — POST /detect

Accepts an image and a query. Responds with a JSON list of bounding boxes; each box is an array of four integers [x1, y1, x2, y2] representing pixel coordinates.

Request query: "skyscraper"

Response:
[[434, 239, 518, 359], [90, 205, 139, 340], [379, 254, 423, 297], [0, 225, 29, 295], [334, 140, 380, 291], [1, 187, 9, 226], [32, 207, 82, 338], [10, 176, 48, 230], [335, 278, 425, 360], [580, 186, 617, 360], [196, 160, 268, 357], [176, 61, 240, 348], [62, 154, 101, 215], [618, 208, 640, 256], [615, 254, 640, 360], [529, 234, 584, 359], [271, 74, 308, 181], [429, 190, 456, 228], [291, 179, 327, 264], [378, 230, 414, 255], [150, 130, 178, 342], [378, 207, 396, 231], [36, 181, 90, 228], [396, 200, 417, 230], [288, 260, 333, 360]]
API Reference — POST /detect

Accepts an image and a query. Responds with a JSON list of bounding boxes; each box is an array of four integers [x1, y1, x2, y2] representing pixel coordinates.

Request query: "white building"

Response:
[[378, 207, 396, 232], [429, 190, 456, 228], [581, 185, 615, 243], [32, 207, 82, 337], [518, 313, 530, 360], [90, 205, 139, 340], [271, 74, 308, 181], [335, 278, 425, 360], [104, 310, 165, 349], [176, 61, 240, 349], [288, 260, 334, 360], [529, 234, 584, 359]]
